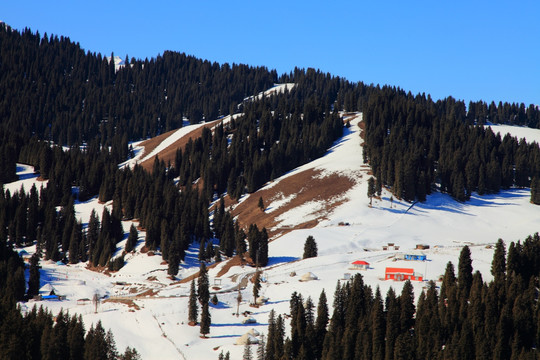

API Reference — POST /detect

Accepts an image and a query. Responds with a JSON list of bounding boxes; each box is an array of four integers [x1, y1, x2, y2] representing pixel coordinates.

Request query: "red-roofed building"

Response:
[[352, 260, 370, 270], [385, 267, 423, 281]]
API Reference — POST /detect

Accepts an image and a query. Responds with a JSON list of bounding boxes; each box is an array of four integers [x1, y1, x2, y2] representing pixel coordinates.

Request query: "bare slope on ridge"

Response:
[[134, 111, 365, 239], [231, 113, 365, 238], [138, 119, 221, 171]]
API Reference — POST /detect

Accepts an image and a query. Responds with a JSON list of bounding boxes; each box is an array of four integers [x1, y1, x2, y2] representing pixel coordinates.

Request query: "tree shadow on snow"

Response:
[[266, 256, 298, 266]]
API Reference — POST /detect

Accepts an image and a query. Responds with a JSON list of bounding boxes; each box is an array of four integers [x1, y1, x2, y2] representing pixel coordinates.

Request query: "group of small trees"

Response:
[[188, 263, 213, 338]]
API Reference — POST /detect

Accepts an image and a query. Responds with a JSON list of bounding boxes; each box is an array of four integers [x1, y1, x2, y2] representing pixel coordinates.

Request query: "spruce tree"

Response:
[[368, 176, 376, 206], [188, 280, 198, 325], [198, 262, 210, 305], [458, 245, 473, 298], [303, 235, 317, 259], [491, 238, 506, 284], [399, 280, 415, 333], [531, 177, 540, 204], [125, 224, 138, 253], [27, 253, 40, 298], [243, 342, 253, 360], [253, 271, 261, 304], [258, 196, 264, 211], [200, 302, 211, 338]]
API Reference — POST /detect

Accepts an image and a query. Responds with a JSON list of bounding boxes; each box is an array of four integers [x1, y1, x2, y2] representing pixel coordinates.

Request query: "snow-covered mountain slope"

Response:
[[10, 114, 540, 360]]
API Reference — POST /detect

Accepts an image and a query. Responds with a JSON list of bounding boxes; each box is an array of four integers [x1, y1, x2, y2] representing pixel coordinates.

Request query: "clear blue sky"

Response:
[[2, 1, 539, 106]]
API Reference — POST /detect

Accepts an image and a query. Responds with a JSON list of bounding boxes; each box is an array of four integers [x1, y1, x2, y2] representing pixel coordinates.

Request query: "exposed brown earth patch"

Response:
[[104, 298, 141, 310], [137, 112, 366, 243], [139, 119, 222, 172], [177, 259, 222, 284], [216, 255, 247, 277], [231, 168, 361, 239]]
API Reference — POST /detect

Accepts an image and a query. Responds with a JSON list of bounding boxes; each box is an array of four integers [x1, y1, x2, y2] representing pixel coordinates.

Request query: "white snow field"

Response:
[[8, 114, 540, 360]]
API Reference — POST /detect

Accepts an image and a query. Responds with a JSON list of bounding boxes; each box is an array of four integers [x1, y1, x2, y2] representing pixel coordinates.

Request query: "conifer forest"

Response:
[[1, 24, 540, 359]]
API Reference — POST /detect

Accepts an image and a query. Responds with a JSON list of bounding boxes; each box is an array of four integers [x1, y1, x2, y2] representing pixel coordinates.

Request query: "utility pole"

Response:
[[236, 287, 242, 317]]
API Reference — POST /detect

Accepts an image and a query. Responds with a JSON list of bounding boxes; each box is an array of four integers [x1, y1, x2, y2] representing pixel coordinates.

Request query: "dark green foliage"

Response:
[[303, 235, 318, 259], [188, 280, 198, 324], [198, 262, 210, 305], [108, 254, 125, 271], [247, 224, 269, 266], [125, 224, 138, 253], [27, 253, 40, 298], [457, 245, 473, 298], [367, 176, 376, 206], [531, 177, 540, 204], [267, 233, 540, 359], [363, 90, 540, 203], [253, 271, 261, 303], [200, 302, 211, 337]]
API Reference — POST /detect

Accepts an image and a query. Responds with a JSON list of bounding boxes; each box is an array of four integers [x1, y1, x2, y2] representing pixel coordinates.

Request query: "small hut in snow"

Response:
[[351, 260, 370, 270], [256, 296, 269, 305], [300, 272, 318, 282], [241, 316, 257, 324], [39, 283, 57, 296], [235, 333, 259, 345]]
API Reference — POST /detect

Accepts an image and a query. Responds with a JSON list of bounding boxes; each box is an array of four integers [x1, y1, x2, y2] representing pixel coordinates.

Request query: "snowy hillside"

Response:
[[9, 115, 540, 360]]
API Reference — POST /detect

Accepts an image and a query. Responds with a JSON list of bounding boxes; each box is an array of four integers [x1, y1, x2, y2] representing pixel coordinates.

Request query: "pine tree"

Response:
[[368, 176, 376, 206], [198, 262, 210, 305], [531, 177, 540, 205], [371, 287, 385, 360], [491, 238, 506, 284], [314, 289, 329, 359], [399, 280, 415, 333], [250, 227, 269, 267], [257, 334, 266, 360], [243, 342, 253, 360], [125, 224, 138, 253], [188, 280, 198, 325], [458, 245, 473, 298], [303, 235, 318, 259], [27, 253, 40, 298], [200, 302, 211, 338], [253, 271, 261, 304], [258, 196, 264, 211]]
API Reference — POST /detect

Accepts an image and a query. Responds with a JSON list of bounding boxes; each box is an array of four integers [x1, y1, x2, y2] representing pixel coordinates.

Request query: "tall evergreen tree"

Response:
[[27, 253, 40, 298], [188, 279, 198, 325], [198, 262, 210, 305], [458, 245, 473, 298], [303, 235, 318, 259], [200, 302, 211, 338], [491, 238, 506, 284]]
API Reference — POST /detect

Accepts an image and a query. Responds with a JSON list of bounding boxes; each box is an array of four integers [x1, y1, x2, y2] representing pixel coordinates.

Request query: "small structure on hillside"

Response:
[[404, 252, 427, 261], [18, 249, 32, 262], [235, 332, 259, 345], [385, 267, 423, 281], [382, 243, 400, 251], [39, 283, 57, 296], [300, 272, 318, 282], [416, 244, 430, 250], [351, 260, 370, 270], [241, 316, 257, 324], [256, 296, 269, 305]]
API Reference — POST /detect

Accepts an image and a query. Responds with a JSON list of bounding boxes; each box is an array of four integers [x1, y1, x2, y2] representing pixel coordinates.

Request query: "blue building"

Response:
[[404, 253, 427, 261]]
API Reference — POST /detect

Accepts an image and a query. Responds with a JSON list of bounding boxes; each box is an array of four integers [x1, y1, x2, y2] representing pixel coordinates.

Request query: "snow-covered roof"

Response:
[[235, 333, 259, 345]]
